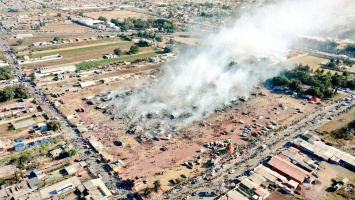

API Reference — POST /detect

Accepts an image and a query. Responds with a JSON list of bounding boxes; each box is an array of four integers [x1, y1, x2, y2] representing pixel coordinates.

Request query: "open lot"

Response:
[[84, 10, 152, 21], [48, 69, 320, 192], [316, 107, 355, 134], [40, 21, 92, 33], [172, 37, 203, 45], [286, 55, 337, 74]]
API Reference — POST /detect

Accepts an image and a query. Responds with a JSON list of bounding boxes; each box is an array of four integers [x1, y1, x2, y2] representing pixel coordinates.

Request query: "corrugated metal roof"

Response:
[[268, 155, 309, 183]]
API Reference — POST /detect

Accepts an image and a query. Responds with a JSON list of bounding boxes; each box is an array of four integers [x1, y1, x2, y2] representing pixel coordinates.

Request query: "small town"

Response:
[[0, 0, 355, 200]]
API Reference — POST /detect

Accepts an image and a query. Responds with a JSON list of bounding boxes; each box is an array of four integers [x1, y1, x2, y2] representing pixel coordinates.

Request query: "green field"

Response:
[[286, 55, 338, 74], [33, 41, 131, 57], [75, 51, 162, 71]]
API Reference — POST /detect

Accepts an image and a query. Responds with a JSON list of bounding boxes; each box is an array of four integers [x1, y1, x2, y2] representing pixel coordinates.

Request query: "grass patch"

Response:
[[14, 115, 36, 123], [286, 55, 338, 74], [75, 51, 162, 71], [33, 41, 131, 57], [316, 107, 355, 134]]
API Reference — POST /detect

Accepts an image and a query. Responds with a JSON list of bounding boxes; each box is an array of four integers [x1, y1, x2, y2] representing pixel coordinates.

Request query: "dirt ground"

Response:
[[173, 37, 203, 45], [40, 22, 92, 33], [84, 10, 152, 21], [302, 161, 355, 200], [50, 67, 321, 191]]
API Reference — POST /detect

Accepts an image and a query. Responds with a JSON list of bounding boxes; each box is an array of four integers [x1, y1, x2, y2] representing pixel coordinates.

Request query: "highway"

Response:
[[0, 33, 132, 198]]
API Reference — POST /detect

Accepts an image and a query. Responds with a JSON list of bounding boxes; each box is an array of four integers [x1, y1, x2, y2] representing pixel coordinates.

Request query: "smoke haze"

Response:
[[108, 0, 355, 130]]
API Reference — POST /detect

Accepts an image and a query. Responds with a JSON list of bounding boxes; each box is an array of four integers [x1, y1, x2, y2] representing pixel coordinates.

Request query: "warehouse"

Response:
[[293, 138, 355, 170], [267, 155, 310, 184]]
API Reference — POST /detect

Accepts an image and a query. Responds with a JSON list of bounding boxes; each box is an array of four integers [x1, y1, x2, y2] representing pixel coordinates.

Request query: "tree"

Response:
[[29, 73, 36, 81], [57, 13, 61, 17], [129, 45, 139, 54], [113, 48, 122, 56], [153, 180, 161, 192], [144, 187, 151, 198], [138, 40, 150, 47], [272, 76, 289, 86], [68, 149, 77, 157], [79, 12, 84, 17], [53, 37, 61, 42], [164, 46, 174, 53], [16, 39, 23, 45], [155, 36, 162, 42], [1, 86, 15, 101], [0, 66, 14, 80], [14, 85, 31, 99], [288, 79, 302, 93], [47, 121, 61, 131], [98, 16, 107, 22]]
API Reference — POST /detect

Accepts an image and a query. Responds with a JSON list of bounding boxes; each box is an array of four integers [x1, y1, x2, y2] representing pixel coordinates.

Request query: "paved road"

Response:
[[0, 33, 131, 198], [161, 95, 355, 200]]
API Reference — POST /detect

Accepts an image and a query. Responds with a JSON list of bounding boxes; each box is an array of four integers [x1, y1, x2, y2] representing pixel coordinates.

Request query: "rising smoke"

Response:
[[108, 0, 354, 131]]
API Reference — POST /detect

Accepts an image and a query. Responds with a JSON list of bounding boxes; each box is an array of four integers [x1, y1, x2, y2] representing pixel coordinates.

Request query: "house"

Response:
[[64, 161, 87, 175], [50, 148, 64, 157], [35, 122, 47, 132]]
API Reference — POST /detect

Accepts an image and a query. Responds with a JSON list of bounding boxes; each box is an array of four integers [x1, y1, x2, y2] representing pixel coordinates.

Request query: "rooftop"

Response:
[[268, 155, 310, 183]]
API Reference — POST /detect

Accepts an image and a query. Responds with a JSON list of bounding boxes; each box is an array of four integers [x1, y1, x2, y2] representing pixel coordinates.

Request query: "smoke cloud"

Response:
[[108, 0, 354, 131]]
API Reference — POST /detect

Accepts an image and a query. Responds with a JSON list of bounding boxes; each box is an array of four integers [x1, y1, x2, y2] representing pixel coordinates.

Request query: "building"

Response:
[[27, 177, 41, 189], [293, 138, 355, 170], [79, 81, 96, 88], [12, 118, 35, 130], [15, 33, 33, 39], [36, 65, 76, 77], [254, 164, 287, 183], [88, 136, 104, 153], [83, 178, 112, 199], [223, 190, 248, 200], [34, 122, 48, 132], [64, 161, 87, 175], [50, 148, 63, 157], [39, 177, 81, 199], [268, 155, 310, 184]]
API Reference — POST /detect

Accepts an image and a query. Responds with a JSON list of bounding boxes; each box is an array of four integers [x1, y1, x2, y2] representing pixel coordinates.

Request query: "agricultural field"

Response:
[[40, 21, 92, 33], [84, 10, 152, 21]]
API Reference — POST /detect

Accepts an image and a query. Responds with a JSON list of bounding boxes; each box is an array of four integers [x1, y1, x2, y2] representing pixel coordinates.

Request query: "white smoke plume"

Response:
[[108, 0, 354, 130]]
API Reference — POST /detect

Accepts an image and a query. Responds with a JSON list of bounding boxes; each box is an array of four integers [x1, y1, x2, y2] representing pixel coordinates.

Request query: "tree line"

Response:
[[272, 64, 355, 99], [0, 85, 32, 102], [110, 17, 177, 32]]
